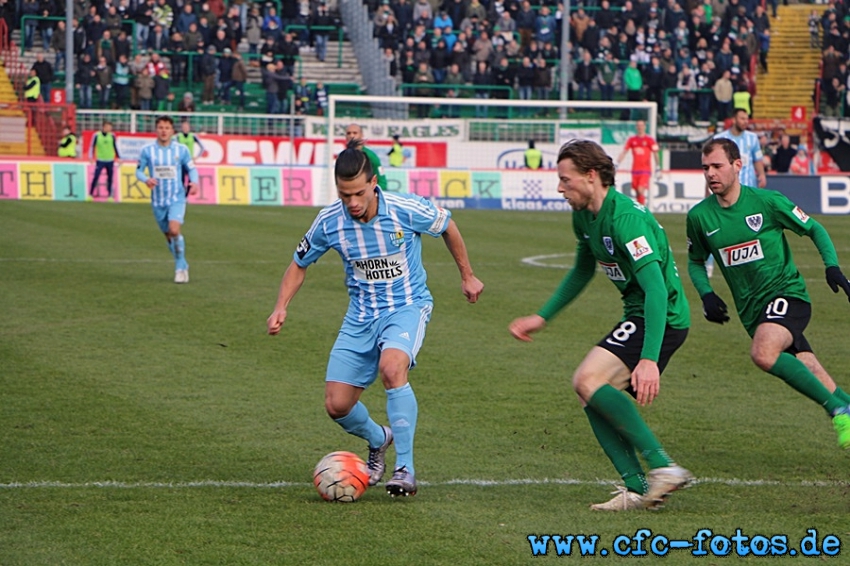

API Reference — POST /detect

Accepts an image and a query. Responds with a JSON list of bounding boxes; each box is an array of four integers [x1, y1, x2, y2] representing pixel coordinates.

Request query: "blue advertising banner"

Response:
[[766, 175, 850, 215]]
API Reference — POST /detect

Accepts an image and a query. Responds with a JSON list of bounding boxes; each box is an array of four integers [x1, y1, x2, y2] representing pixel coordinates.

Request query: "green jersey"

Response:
[[362, 146, 387, 191], [573, 188, 690, 329], [686, 184, 814, 335]]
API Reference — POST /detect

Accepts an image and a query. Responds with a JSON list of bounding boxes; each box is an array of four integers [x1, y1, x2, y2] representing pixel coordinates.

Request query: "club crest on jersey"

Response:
[[720, 239, 763, 267], [745, 213, 763, 232], [603, 236, 614, 255], [390, 230, 405, 247], [627, 236, 653, 261], [599, 261, 626, 281], [792, 206, 810, 223]]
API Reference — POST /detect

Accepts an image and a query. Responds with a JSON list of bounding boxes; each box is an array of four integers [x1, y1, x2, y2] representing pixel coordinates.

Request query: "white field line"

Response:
[[0, 477, 847, 489], [521, 253, 575, 269], [0, 257, 281, 264], [0, 256, 845, 273], [0, 258, 496, 267]]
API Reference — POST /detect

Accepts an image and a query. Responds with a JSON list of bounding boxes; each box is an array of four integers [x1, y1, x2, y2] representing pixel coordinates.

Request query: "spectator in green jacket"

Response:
[[622, 60, 644, 120]]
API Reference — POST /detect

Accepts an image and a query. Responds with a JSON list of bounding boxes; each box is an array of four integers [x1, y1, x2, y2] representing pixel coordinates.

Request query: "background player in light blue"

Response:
[[267, 140, 484, 498], [714, 108, 766, 189], [135, 115, 199, 284]]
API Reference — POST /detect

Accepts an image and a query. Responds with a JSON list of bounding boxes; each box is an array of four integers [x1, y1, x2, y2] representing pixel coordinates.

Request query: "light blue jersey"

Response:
[[135, 139, 198, 207], [294, 187, 451, 322], [714, 129, 763, 187]]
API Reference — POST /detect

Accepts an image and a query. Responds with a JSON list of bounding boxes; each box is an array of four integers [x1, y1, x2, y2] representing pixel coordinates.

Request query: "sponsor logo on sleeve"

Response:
[[792, 206, 810, 223], [599, 261, 626, 281], [296, 236, 311, 259], [627, 236, 653, 261], [429, 207, 448, 233], [720, 239, 763, 267]]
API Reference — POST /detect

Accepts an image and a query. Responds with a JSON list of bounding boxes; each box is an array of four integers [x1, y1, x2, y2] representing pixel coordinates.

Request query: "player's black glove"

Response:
[[701, 292, 730, 324], [826, 266, 850, 302]]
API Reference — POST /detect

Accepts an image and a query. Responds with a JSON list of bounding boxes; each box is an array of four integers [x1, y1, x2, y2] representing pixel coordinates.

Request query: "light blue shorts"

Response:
[[152, 201, 186, 233], [326, 302, 433, 388]]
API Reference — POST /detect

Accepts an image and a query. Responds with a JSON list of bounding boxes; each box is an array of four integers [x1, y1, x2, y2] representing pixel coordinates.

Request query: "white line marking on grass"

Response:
[[1, 477, 847, 489], [0, 481, 308, 489], [2, 256, 835, 276], [521, 253, 575, 269], [0, 258, 280, 265], [0, 258, 507, 267]]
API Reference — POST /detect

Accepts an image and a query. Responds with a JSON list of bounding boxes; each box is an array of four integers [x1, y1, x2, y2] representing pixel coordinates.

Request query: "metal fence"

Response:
[[76, 108, 307, 137]]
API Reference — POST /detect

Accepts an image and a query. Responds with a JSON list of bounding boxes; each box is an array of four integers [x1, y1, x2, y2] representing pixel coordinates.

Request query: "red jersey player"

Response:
[[616, 120, 659, 206]]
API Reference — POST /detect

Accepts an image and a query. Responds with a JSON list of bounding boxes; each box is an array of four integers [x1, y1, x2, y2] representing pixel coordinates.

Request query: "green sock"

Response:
[[832, 387, 850, 406], [768, 353, 845, 414], [587, 385, 674, 470], [584, 406, 647, 494]]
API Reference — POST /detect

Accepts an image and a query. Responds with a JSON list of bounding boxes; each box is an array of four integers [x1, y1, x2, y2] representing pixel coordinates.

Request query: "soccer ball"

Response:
[[313, 451, 370, 502]]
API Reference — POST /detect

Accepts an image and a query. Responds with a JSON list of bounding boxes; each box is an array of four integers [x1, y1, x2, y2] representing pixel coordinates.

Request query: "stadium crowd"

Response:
[[813, 3, 850, 117], [6, 0, 338, 114], [368, 0, 850, 124], [4, 0, 850, 123]]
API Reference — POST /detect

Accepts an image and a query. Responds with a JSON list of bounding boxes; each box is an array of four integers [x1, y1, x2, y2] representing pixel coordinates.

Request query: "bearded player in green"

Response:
[[510, 140, 693, 511], [688, 138, 850, 449], [345, 123, 387, 190]]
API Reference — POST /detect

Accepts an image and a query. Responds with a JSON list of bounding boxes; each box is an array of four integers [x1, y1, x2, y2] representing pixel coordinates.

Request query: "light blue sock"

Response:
[[173, 234, 187, 271], [333, 401, 385, 448], [386, 383, 418, 476], [168, 238, 180, 271]]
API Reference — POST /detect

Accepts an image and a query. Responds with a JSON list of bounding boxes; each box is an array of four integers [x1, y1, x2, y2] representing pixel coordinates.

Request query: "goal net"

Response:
[[318, 94, 658, 210]]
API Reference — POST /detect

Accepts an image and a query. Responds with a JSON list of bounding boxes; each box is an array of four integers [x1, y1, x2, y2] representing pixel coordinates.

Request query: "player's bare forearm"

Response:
[[188, 170, 200, 195], [267, 260, 308, 335], [755, 161, 767, 187], [441, 220, 473, 277], [442, 220, 484, 303]]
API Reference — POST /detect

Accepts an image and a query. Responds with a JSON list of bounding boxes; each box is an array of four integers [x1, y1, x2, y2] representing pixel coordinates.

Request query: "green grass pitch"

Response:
[[1, 201, 849, 565]]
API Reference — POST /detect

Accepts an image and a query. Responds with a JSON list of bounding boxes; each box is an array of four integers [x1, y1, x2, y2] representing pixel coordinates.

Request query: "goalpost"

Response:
[[323, 94, 658, 208]]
